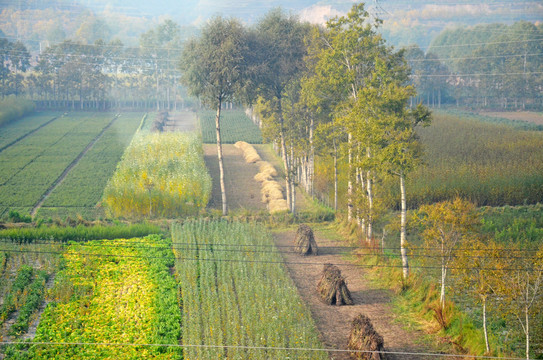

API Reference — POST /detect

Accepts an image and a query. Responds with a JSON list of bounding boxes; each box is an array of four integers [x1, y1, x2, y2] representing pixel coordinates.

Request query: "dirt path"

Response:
[[30, 115, 119, 216], [163, 111, 197, 132], [203, 144, 266, 212], [274, 228, 431, 360]]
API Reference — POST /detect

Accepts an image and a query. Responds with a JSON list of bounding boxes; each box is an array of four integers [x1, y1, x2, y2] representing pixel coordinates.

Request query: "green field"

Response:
[[0, 112, 61, 151], [37, 113, 143, 220], [199, 110, 262, 144], [0, 112, 143, 220], [173, 220, 327, 360]]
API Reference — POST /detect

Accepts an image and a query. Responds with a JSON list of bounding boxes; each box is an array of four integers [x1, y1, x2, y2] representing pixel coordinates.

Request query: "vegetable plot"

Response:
[[19, 235, 181, 359]]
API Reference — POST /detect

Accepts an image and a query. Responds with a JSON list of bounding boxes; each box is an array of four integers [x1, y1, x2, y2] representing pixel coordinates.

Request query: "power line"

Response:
[[0, 341, 531, 359], [1, 240, 539, 261], [1, 248, 541, 272]]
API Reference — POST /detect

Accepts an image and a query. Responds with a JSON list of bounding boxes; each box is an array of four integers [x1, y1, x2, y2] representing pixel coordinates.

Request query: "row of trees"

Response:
[[417, 198, 543, 359], [180, 4, 431, 279], [406, 21, 543, 110], [0, 20, 188, 110]]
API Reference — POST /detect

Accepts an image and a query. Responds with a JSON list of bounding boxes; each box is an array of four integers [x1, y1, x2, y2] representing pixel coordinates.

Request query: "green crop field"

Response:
[[0, 112, 62, 151], [199, 110, 262, 144], [173, 220, 328, 360], [405, 110, 543, 207], [37, 113, 144, 220], [0, 112, 143, 220]]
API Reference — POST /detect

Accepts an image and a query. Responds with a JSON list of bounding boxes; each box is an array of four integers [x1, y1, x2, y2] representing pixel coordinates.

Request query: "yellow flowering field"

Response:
[[26, 235, 181, 359], [103, 131, 211, 219]]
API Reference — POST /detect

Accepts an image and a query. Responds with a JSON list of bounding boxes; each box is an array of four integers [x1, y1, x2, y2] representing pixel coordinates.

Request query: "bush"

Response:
[[0, 97, 35, 127], [8, 210, 32, 223]]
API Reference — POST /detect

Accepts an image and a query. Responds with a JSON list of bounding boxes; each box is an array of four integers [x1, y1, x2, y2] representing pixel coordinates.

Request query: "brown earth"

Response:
[[274, 228, 432, 360], [203, 144, 266, 212], [480, 111, 543, 125], [204, 141, 431, 359]]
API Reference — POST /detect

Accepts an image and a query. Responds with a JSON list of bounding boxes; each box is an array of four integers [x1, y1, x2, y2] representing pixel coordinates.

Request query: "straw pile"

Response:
[[295, 224, 318, 256], [317, 264, 353, 305], [234, 141, 261, 163], [235, 142, 288, 213], [347, 314, 386, 360]]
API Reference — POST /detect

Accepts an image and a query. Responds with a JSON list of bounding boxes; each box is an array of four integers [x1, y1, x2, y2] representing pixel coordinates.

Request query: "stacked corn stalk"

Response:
[[235, 141, 288, 213]]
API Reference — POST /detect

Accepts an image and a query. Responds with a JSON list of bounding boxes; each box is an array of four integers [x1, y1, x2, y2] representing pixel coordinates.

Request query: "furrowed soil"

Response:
[[205, 141, 431, 359]]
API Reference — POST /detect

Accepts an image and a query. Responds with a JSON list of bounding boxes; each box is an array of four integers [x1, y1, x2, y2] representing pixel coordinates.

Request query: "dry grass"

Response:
[[235, 141, 261, 163], [269, 199, 289, 213]]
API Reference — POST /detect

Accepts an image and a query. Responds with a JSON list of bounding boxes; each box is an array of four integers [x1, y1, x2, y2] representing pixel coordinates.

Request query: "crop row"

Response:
[[317, 110, 543, 210], [0, 112, 61, 151], [103, 131, 212, 218], [199, 110, 262, 144], [172, 220, 327, 359], [37, 113, 144, 219], [10, 235, 181, 359], [0, 113, 115, 211]]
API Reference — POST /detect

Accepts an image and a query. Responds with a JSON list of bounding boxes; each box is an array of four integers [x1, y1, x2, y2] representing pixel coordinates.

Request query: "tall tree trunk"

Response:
[[333, 141, 338, 212], [440, 249, 446, 309], [525, 302, 530, 360], [482, 296, 489, 353], [400, 172, 409, 279], [366, 170, 373, 244], [278, 103, 292, 213], [155, 61, 160, 111], [290, 145, 296, 213], [215, 100, 228, 215], [347, 133, 353, 221], [309, 116, 314, 197]]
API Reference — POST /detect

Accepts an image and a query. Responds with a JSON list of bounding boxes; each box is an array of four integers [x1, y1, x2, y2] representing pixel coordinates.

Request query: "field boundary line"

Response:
[[30, 114, 120, 217], [0, 114, 62, 154]]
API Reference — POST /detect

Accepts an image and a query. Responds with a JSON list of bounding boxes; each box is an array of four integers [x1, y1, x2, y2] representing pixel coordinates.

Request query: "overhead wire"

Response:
[[1, 248, 541, 272], [0, 340, 532, 359]]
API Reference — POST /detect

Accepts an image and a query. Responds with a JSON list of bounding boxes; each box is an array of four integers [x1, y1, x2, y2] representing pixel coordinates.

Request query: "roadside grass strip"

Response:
[[103, 131, 211, 219], [8, 235, 182, 359], [173, 220, 328, 360], [39, 113, 143, 216], [198, 110, 262, 144], [0, 113, 115, 210]]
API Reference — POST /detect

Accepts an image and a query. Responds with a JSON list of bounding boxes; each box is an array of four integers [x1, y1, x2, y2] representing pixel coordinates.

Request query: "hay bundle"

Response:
[[295, 224, 319, 256], [269, 199, 289, 213], [261, 180, 283, 203], [234, 141, 261, 163], [317, 264, 354, 305], [347, 314, 385, 360], [257, 161, 278, 177]]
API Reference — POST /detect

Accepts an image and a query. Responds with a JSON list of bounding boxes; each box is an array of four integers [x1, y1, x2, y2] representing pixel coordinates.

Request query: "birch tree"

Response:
[[179, 16, 248, 215], [255, 9, 309, 212], [416, 198, 480, 309]]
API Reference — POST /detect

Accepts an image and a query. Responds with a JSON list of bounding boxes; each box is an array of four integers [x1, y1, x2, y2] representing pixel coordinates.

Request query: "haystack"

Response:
[[269, 199, 289, 213], [234, 141, 261, 163], [257, 161, 277, 178], [347, 314, 386, 360], [295, 224, 318, 256], [317, 263, 353, 305], [261, 180, 283, 203]]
